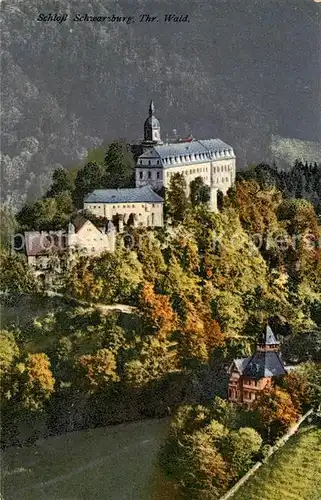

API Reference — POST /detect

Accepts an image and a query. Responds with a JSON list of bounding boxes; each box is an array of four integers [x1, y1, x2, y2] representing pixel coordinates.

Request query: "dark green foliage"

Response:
[[73, 161, 105, 208], [104, 141, 135, 188], [46, 168, 74, 197], [190, 176, 210, 206], [160, 399, 262, 499], [238, 161, 321, 214], [165, 173, 189, 223]]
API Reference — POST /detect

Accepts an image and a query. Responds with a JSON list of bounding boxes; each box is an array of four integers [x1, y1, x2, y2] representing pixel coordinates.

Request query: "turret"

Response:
[[143, 100, 162, 144]]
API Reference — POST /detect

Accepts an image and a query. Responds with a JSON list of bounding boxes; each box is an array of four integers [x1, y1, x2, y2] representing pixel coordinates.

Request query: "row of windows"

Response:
[[139, 158, 234, 169], [214, 177, 230, 184], [90, 203, 157, 209], [139, 171, 161, 180], [139, 159, 160, 165], [244, 379, 259, 387], [213, 165, 232, 173], [160, 150, 233, 165], [166, 167, 208, 177]]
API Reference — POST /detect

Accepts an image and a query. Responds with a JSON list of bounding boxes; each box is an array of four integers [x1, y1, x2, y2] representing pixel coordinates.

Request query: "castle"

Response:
[[24, 102, 236, 270], [228, 325, 287, 409], [134, 101, 236, 212]]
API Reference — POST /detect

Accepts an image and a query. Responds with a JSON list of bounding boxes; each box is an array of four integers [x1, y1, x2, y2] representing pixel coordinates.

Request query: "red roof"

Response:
[[25, 231, 67, 257]]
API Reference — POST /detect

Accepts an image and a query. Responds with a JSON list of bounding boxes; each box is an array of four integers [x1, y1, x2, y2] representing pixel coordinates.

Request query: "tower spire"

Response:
[[149, 100, 155, 116], [143, 100, 161, 144]]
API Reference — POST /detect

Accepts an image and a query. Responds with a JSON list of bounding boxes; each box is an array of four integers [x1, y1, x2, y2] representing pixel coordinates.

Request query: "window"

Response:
[[148, 171, 151, 178], [139, 172, 143, 179], [132, 204, 135, 208], [123, 205, 126, 208], [157, 172, 160, 179], [148, 160, 151, 165], [157, 160, 159, 165]]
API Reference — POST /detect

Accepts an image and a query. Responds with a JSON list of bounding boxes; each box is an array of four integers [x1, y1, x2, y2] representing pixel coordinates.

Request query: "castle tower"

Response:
[[256, 324, 280, 353], [228, 324, 287, 409], [143, 100, 162, 144]]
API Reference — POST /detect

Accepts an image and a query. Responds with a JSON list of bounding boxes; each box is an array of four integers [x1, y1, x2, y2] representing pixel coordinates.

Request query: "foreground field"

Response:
[[2, 418, 178, 500], [233, 424, 321, 500]]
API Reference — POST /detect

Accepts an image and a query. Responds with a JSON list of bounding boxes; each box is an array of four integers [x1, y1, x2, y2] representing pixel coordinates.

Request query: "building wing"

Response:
[[84, 185, 163, 204]]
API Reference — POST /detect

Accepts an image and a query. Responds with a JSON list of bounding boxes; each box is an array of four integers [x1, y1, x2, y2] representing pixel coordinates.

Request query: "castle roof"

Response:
[[84, 185, 163, 204], [230, 325, 287, 380], [230, 352, 286, 380], [243, 351, 286, 379], [24, 231, 67, 256], [138, 138, 235, 168]]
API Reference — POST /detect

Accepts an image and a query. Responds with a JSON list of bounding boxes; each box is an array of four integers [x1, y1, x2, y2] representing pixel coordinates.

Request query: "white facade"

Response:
[[83, 200, 163, 227], [66, 219, 116, 256], [135, 104, 237, 211]]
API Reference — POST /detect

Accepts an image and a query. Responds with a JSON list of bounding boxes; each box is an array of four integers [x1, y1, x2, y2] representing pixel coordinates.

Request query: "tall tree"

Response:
[[253, 386, 299, 440], [73, 161, 105, 207], [190, 176, 210, 206], [166, 173, 189, 224], [46, 167, 74, 197], [7, 353, 55, 411], [77, 348, 119, 393], [104, 141, 135, 188]]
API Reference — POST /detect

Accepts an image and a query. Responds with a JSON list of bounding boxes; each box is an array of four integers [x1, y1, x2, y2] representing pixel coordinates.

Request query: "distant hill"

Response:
[[1, 0, 320, 210], [270, 135, 321, 168]]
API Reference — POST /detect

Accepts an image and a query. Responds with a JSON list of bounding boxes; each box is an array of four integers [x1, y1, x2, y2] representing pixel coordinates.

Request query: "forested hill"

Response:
[[1, 0, 320, 209]]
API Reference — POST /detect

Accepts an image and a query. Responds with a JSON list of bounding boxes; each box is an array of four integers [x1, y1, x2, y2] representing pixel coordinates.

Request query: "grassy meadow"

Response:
[[233, 424, 321, 500]]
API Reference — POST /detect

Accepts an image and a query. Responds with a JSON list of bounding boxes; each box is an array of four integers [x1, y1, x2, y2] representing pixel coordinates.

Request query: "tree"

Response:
[[46, 167, 74, 197], [138, 283, 178, 338], [277, 198, 319, 237], [223, 427, 262, 479], [180, 431, 229, 499], [190, 177, 210, 206], [277, 371, 314, 412], [294, 362, 321, 408], [7, 353, 55, 411], [65, 249, 143, 304], [253, 386, 299, 440], [0, 330, 19, 377], [104, 140, 135, 188], [130, 228, 166, 282], [124, 336, 178, 387], [77, 348, 119, 393], [73, 161, 105, 207], [0, 206, 17, 252], [166, 173, 189, 224], [0, 250, 38, 295]]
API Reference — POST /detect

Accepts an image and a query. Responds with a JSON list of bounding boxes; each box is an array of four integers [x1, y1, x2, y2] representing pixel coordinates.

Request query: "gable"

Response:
[[76, 220, 101, 237]]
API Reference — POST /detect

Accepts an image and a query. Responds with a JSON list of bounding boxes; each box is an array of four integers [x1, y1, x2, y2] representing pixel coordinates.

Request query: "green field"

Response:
[[2, 418, 179, 500], [233, 424, 321, 500]]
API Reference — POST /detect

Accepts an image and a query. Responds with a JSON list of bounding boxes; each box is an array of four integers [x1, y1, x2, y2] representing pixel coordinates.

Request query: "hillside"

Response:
[[1, 0, 320, 209], [270, 135, 321, 168]]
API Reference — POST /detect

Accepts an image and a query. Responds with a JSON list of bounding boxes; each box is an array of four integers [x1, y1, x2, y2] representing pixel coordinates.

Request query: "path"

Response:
[[45, 290, 136, 314]]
